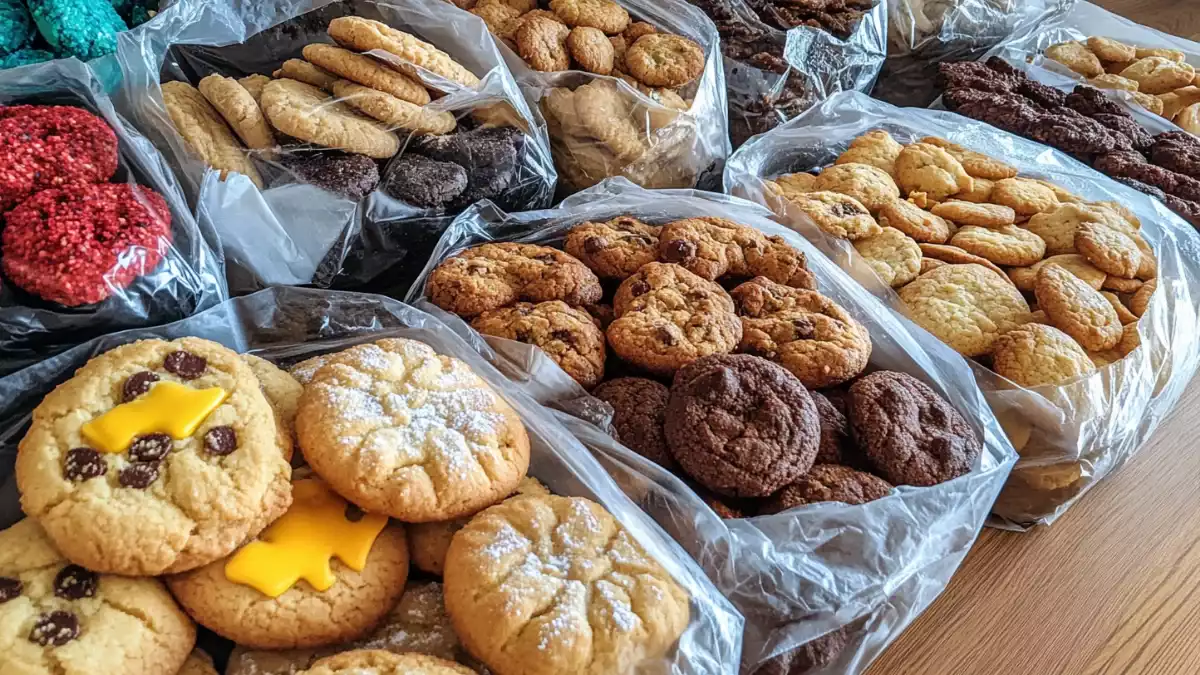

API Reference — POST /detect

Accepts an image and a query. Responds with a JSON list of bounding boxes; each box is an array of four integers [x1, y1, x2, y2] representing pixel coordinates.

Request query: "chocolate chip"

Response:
[[834, 202, 865, 217], [630, 280, 650, 296], [204, 426, 237, 456], [583, 237, 607, 254], [163, 351, 207, 379], [514, 330, 532, 343], [661, 239, 697, 263], [118, 462, 160, 489], [29, 611, 79, 646], [656, 327, 677, 345], [792, 317, 816, 340], [128, 433, 172, 463], [551, 329, 574, 344], [745, 342, 777, 359], [533, 253, 557, 263], [63, 448, 106, 482], [121, 371, 159, 402], [0, 577, 22, 603], [344, 504, 365, 522], [53, 565, 97, 600]]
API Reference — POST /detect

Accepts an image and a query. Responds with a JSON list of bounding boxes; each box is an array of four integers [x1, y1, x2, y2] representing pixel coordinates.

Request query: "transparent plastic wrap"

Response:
[[874, 0, 1074, 107], [0, 57, 225, 377], [115, 0, 556, 294], [402, 179, 1015, 673], [725, 91, 1200, 528], [0, 286, 741, 675]]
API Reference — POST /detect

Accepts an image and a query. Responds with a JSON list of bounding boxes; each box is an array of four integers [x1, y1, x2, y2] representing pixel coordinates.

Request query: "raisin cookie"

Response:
[[657, 217, 815, 288], [471, 300, 606, 388], [591, 377, 673, 469], [899, 264, 1031, 357], [564, 215, 661, 279], [993, 324, 1096, 388], [852, 226, 922, 288], [427, 242, 603, 318], [1035, 264, 1122, 351], [761, 464, 893, 512], [16, 337, 293, 575], [784, 191, 881, 241], [731, 277, 871, 389]]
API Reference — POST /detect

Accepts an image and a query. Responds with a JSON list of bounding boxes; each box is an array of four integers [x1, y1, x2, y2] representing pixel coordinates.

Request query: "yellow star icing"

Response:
[[81, 381, 228, 454], [224, 479, 388, 598]]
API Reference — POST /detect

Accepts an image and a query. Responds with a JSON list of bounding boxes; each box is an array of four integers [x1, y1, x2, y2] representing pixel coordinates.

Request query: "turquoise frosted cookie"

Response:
[[28, 0, 127, 60], [0, 0, 34, 56]]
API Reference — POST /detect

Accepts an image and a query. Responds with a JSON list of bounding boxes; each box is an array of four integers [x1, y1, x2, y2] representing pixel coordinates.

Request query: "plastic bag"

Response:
[[725, 90, 1200, 528], [0, 57, 226, 377], [874, 0, 1074, 107], [0, 285, 742, 675], [402, 178, 1015, 673], [114, 0, 556, 294]]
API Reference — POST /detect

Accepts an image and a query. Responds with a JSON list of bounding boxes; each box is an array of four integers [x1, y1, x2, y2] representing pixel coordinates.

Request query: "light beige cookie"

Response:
[[243, 354, 303, 464], [950, 224, 1046, 267], [1075, 221, 1142, 279], [786, 191, 881, 240], [1179, 103, 1200, 134], [327, 17, 480, 88], [877, 197, 951, 243], [1103, 275, 1143, 294], [852, 226, 922, 287], [330, 79, 457, 135], [299, 650, 475, 675], [1009, 254, 1107, 292], [1023, 203, 1107, 256], [572, 79, 647, 162], [1136, 46, 1186, 62], [894, 142, 974, 201], [1046, 41, 1103, 78], [1132, 91, 1165, 115], [179, 650, 219, 675], [1130, 277, 1157, 317], [161, 81, 263, 187], [1101, 291, 1139, 324], [549, 0, 631, 34], [1133, 235, 1156, 280], [198, 74, 275, 152], [770, 171, 817, 199], [1087, 36, 1136, 63], [1089, 73, 1140, 92], [918, 243, 1011, 283], [261, 79, 400, 158], [302, 44, 430, 105], [275, 59, 338, 90], [1035, 264, 1122, 351], [920, 257, 947, 274], [1120, 56, 1196, 95], [1159, 86, 1200, 120], [990, 178, 1059, 217], [919, 136, 1018, 180], [836, 129, 904, 176], [1033, 180, 1084, 205], [993, 323, 1096, 387], [238, 74, 272, 104], [625, 33, 705, 88], [954, 177, 995, 203], [899, 263, 1031, 356], [566, 26, 615, 74], [813, 162, 901, 213], [931, 200, 1016, 227]]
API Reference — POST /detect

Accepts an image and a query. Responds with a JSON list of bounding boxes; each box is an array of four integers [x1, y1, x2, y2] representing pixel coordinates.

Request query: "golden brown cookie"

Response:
[[877, 197, 951, 243], [1046, 41, 1103, 77], [657, 217, 815, 287], [920, 257, 947, 275], [299, 650, 474, 675], [853, 226, 922, 287], [899, 263, 1031, 356], [1159, 86, 1200, 120], [1087, 36, 1136, 63], [548, 0, 630, 34], [894, 142, 974, 201], [954, 177, 995, 203], [1103, 275, 1143, 294], [1132, 91, 1165, 115], [918, 243, 1010, 283], [625, 33, 704, 88], [162, 80, 263, 188], [990, 178, 1060, 217], [785, 191, 881, 240], [564, 215, 661, 278], [949, 225, 1046, 267], [1009, 254, 1107, 292], [1023, 203, 1102, 255], [471, 0, 524, 40], [836, 129, 904, 177], [243, 354, 303, 464], [516, 14, 570, 71], [566, 26, 615, 74], [275, 60, 338, 90], [572, 79, 647, 162], [261, 79, 400, 158], [327, 17, 480, 88], [919, 136, 1018, 180], [329, 80, 457, 135], [1035, 264, 1122, 351], [1101, 291, 1139, 324], [930, 200, 1016, 228], [238, 74, 271, 104], [1130, 277, 1156, 317], [993, 323, 1096, 387], [770, 171, 817, 199], [1136, 46, 1186, 62], [198, 74, 275, 152], [1074, 221, 1142, 279], [1089, 73, 1140, 92], [1120, 56, 1195, 95], [302, 44, 430, 105], [471, 300, 606, 388], [1178, 103, 1200, 134], [812, 162, 901, 213]]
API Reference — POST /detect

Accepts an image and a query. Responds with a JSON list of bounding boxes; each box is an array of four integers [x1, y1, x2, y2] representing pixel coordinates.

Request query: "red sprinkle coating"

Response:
[[0, 105, 119, 211], [2, 183, 173, 306]]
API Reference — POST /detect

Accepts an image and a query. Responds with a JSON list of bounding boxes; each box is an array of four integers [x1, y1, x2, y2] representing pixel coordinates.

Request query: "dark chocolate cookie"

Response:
[[284, 152, 379, 200], [846, 371, 981, 486], [665, 354, 819, 498], [811, 392, 849, 465], [751, 627, 849, 675], [380, 153, 468, 208], [411, 125, 522, 202], [592, 377, 672, 469], [760, 464, 893, 513]]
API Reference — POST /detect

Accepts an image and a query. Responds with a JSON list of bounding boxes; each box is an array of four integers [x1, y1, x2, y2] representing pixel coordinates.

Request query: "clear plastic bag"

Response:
[[725, 90, 1200, 528], [0, 57, 226, 377], [403, 178, 1015, 673], [114, 0, 556, 294], [0, 286, 742, 675]]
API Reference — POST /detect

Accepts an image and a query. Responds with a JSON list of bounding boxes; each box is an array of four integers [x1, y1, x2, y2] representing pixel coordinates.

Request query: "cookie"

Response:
[[899, 263, 1031, 357], [329, 79, 457, 135], [471, 0, 524, 40], [1023, 203, 1094, 255], [0, 518, 196, 675], [162, 81, 263, 187], [548, 0, 630, 34], [1045, 41, 1103, 78], [852, 226, 922, 288], [877, 197, 951, 243], [285, 151, 381, 201], [1009, 254, 1106, 292], [1130, 277, 1156, 317], [564, 215, 661, 279], [379, 154, 466, 207], [1087, 36, 1136, 63], [835, 129, 903, 177], [731, 277, 871, 389], [179, 650, 219, 675], [16, 337, 293, 575], [572, 78, 648, 162], [302, 44, 430, 105], [516, 14, 570, 71], [299, 650, 475, 675], [607, 262, 742, 374], [751, 628, 849, 675], [238, 74, 271, 103], [1120, 56, 1195, 95], [591, 377, 673, 469], [327, 17, 480, 88], [665, 354, 819, 497], [243, 354, 303, 463], [275, 59, 338, 90], [0, 104, 118, 211], [656, 217, 815, 287], [1100, 291, 1139, 325], [198, 74, 275, 151], [770, 171, 817, 199], [1075, 221, 1143, 279], [930, 200, 1016, 228], [920, 257, 947, 275], [296, 339, 530, 522], [471, 300, 606, 388], [444, 494, 689, 673], [953, 177, 995, 203], [427, 242, 603, 318], [1132, 91, 1165, 115], [812, 162, 901, 213], [786, 191, 881, 241], [625, 33, 704, 88], [917, 243, 1010, 282], [410, 125, 524, 203], [761, 464, 893, 512], [261, 79, 400, 159], [894, 142, 974, 201], [1089, 73, 1139, 92], [1035, 263, 1122, 351], [566, 26, 614, 74], [949, 225, 1046, 266], [166, 478, 409, 649], [993, 323, 1096, 388], [990, 178, 1060, 217], [811, 391, 851, 464], [919, 136, 1018, 181], [847, 371, 981, 486], [1135, 46, 1186, 62]]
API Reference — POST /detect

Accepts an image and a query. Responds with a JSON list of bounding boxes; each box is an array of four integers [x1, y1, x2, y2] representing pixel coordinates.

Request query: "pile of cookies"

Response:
[[4, 335, 692, 674], [0, 0, 158, 69], [0, 103, 175, 307], [767, 129, 1156, 389]]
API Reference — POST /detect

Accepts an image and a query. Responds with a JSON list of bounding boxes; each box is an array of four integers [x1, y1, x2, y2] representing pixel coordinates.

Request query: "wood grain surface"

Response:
[[1092, 0, 1200, 40]]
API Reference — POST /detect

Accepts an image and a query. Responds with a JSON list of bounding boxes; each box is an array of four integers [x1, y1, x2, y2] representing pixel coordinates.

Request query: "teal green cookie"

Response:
[[0, 0, 34, 57], [29, 0, 127, 61], [0, 48, 55, 70]]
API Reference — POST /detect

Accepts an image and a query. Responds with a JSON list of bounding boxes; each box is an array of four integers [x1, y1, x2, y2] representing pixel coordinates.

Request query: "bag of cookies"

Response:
[[114, 0, 556, 293], [0, 57, 226, 377], [403, 178, 1016, 673], [0, 285, 742, 675], [725, 90, 1200, 528]]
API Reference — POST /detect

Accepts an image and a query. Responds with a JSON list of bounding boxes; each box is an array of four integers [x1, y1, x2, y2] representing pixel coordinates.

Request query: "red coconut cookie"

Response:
[[2, 183, 173, 306], [0, 105, 119, 210]]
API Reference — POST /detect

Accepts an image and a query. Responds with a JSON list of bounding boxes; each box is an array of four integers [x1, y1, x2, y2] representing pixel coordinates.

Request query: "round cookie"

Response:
[[1130, 277, 1157, 317], [1101, 291, 1139, 325], [566, 26, 615, 74], [0, 519, 196, 675], [810, 391, 852, 465], [835, 129, 904, 177], [162, 81, 263, 187], [471, 300, 606, 388], [380, 154, 465, 207], [898, 263, 1031, 357], [993, 324, 1096, 388], [327, 17, 480, 88], [427, 242, 603, 318], [296, 338, 531, 521], [812, 162, 901, 213], [1075, 221, 1143, 279], [238, 74, 272, 103], [302, 43, 430, 105], [877, 197, 951, 243], [665, 354, 820, 497], [919, 137, 1018, 181], [785, 191, 881, 241], [852, 226, 922, 288], [625, 34, 704, 88], [893, 142, 974, 201], [1045, 41, 1103, 77], [760, 464, 893, 512], [592, 377, 673, 469], [1035, 264, 1122, 352], [261, 79, 400, 159], [0, 104, 119, 210], [299, 650, 474, 675], [443, 494, 690, 675], [990, 178, 1059, 217], [285, 151, 381, 201], [949, 225, 1046, 267], [953, 177, 995, 203], [929, 200, 1016, 228], [607, 262, 742, 374], [198, 74, 275, 151], [846, 371, 981, 486], [329, 79, 456, 136], [16, 337, 293, 576], [770, 171, 817, 199], [1008, 253, 1106, 292], [166, 477, 408, 649], [730, 277, 871, 389], [179, 650, 219, 675], [548, 0, 630, 33], [917, 243, 1011, 285], [564, 215, 662, 279], [243, 354, 303, 464]]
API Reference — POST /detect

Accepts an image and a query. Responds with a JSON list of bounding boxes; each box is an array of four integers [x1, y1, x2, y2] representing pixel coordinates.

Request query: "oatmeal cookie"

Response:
[[761, 464, 893, 512], [666, 354, 820, 497], [471, 0, 524, 39], [835, 129, 904, 177], [1046, 41, 1103, 78], [1135, 46, 1186, 62], [302, 44, 430, 105], [592, 377, 673, 469], [299, 650, 474, 675], [919, 136, 1018, 180], [853, 227, 922, 287], [877, 196, 952, 243], [548, 0, 630, 34], [786, 191, 881, 240], [990, 178, 1060, 217], [329, 79, 456, 135], [993, 323, 1096, 388], [564, 215, 661, 279], [261, 79, 400, 159], [327, 17, 480, 88], [1087, 36, 1136, 63], [471, 301, 606, 388], [847, 371, 981, 486], [516, 14, 570, 71], [566, 26, 614, 74], [918, 243, 1010, 281], [1130, 277, 1156, 317], [899, 263, 1031, 356], [427, 242, 603, 318], [1120, 56, 1195, 95], [625, 34, 705, 88], [813, 162, 901, 213], [930, 200, 1016, 228], [275, 60, 338, 90], [162, 80, 262, 187], [198, 74, 275, 152], [894, 142, 974, 201], [657, 217, 815, 287], [1035, 264, 1122, 351], [1075, 221, 1143, 279], [949, 225, 1046, 267], [731, 277, 871, 389]]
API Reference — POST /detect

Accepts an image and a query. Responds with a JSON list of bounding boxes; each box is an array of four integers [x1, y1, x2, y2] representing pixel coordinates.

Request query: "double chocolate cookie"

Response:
[[591, 377, 673, 469]]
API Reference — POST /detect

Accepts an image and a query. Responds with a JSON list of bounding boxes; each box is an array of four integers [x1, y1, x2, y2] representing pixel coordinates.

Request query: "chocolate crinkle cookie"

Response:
[[761, 464, 893, 513], [811, 391, 850, 465], [282, 151, 380, 200], [751, 627, 850, 675], [380, 154, 468, 208], [592, 377, 674, 470], [665, 354, 819, 498], [846, 371, 981, 487], [411, 125, 523, 204]]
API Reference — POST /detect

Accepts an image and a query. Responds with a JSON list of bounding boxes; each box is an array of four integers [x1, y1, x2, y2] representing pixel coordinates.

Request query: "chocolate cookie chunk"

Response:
[[471, 300, 606, 388], [283, 152, 380, 200], [592, 377, 672, 469], [811, 392, 849, 464], [411, 125, 522, 202], [665, 354, 819, 498], [846, 371, 981, 486], [381, 154, 468, 208], [760, 465, 893, 513], [751, 627, 849, 675]]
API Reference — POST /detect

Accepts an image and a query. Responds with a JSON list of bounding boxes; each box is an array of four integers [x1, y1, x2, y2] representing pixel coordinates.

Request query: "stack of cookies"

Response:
[[5, 335, 692, 675]]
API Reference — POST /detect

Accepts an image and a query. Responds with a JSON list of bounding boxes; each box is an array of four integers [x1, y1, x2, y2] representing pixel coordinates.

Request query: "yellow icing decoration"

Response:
[[81, 381, 228, 454], [224, 479, 388, 598]]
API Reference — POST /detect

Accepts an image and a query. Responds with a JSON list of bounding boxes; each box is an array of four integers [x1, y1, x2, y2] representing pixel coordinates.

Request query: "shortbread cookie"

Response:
[[16, 337, 292, 575], [894, 142, 974, 201], [917, 243, 1010, 282], [930, 200, 1016, 228], [0, 519, 196, 675], [657, 217, 816, 288], [1035, 264, 1122, 351], [813, 162, 901, 213], [899, 263, 1031, 356], [852, 226, 922, 287], [564, 215, 661, 278], [444, 495, 689, 674], [919, 137, 1018, 180], [949, 225, 1046, 266], [296, 339, 530, 521], [303, 44, 430, 105], [549, 0, 630, 34], [1087, 36, 1136, 63], [835, 129, 904, 176], [275, 59, 338, 90], [877, 197, 951, 243], [471, 301, 606, 388], [990, 178, 1060, 217], [162, 80, 263, 187], [1045, 41, 1103, 78], [299, 650, 475, 675], [1008, 254, 1107, 292], [625, 34, 704, 88], [261, 79, 400, 159], [198, 74, 275, 151], [993, 324, 1095, 387], [238, 74, 272, 103], [786, 191, 881, 240], [427, 242, 603, 318], [243, 354, 303, 463], [1120, 56, 1195, 95], [328, 17, 480, 87], [329, 79, 457, 135], [1075, 221, 1142, 279]]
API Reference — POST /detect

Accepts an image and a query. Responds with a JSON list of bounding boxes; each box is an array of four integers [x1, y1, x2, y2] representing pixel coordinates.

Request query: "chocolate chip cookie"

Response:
[[471, 300, 606, 388], [591, 377, 673, 469], [564, 215, 661, 279], [760, 464, 894, 512], [657, 217, 816, 288]]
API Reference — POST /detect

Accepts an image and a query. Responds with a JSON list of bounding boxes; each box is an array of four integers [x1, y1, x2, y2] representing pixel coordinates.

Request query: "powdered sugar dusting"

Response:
[[535, 580, 587, 651], [479, 523, 531, 564], [596, 580, 640, 633], [325, 385, 387, 423]]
